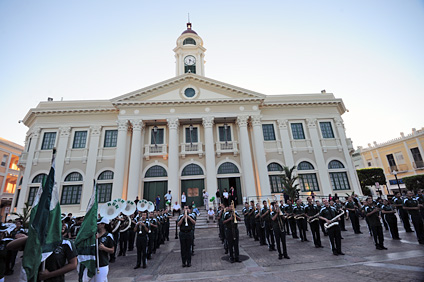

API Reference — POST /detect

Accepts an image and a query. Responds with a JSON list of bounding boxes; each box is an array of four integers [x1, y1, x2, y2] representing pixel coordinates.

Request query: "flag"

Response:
[[75, 180, 98, 281], [21, 149, 62, 282]]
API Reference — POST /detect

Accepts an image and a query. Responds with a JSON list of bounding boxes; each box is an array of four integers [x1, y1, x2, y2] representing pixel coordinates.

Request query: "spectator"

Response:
[[172, 202, 181, 216], [155, 195, 160, 211], [223, 189, 229, 207], [192, 204, 200, 216], [181, 192, 187, 208], [164, 190, 172, 209], [216, 188, 221, 205], [134, 196, 139, 206], [203, 190, 209, 210], [207, 207, 215, 223]]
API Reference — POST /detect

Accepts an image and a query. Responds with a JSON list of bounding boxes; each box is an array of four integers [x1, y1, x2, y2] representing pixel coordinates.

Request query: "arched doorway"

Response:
[[143, 165, 168, 210], [181, 163, 204, 208], [217, 162, 242, 206]]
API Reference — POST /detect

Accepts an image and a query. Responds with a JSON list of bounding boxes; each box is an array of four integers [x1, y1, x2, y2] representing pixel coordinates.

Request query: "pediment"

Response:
[[111, 74, 265, 105]]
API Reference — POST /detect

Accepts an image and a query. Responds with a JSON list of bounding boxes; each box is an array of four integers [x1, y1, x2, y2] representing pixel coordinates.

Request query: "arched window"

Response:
[[183, 38, 196, 45], [32, 173, 47, 183], [62, 172, 83, 205], [182, 164, 204, 176], [297, 161, 319, 192], [268, 163, 284, 193], [145, 165, 167, 178], [28, 173, 47, 206], [217, 162, 239, 174], [97, 170, 114, 203], [328, 160, 350, 190]]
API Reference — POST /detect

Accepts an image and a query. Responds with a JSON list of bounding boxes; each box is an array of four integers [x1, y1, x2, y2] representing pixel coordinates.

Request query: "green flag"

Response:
[[21, 149, 62, 282], [75, 181, 98, 281]]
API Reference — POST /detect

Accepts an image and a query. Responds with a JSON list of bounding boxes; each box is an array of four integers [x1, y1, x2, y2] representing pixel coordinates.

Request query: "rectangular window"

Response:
[[218, 126, 232, 142], [61, 185, 82, 205], [269, 175, 283, 193], [386, 154, 396, 168], [104, 130, 118, 147], [72, 131, 87, 149], [185, 127, 198, 143], [411, 147, 423, 162], [291, 123, 305, 140], [41, 132, 56, 150], [98, 183, 112, 203], [1, 154, 7, 167], [319, 122, 335, 138], [330, 172, 351, 190], [184, 65, 196, 74], [262, 124, 276, 141], [151, 128, 164, 144], [394, 152, 405, 164], [27, 187, 39, 206], [298, 173, 320, 191]]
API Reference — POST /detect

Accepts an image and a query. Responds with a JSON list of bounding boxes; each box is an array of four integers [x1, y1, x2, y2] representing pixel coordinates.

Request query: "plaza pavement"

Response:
[[7, 214, 424, 282]]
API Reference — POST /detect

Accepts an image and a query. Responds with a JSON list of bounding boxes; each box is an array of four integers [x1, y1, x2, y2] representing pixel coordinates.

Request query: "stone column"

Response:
[[127, 120, 144, 201], [334, 118, 362, 195], [167, 118, 180, 197], [277, 119, 295, 168], [17, 127, 41, 212], [112, 120, 129, 200], [237, 116, 256, 197], [80, 125, 101, 211], [202, 116, 217, 195], [251, 115, 272, 196], [55, 126, 71, 187], [307, 118, 333, 196]]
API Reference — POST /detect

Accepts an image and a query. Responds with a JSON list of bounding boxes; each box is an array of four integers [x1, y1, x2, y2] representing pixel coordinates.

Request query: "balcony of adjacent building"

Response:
[[412, 160, 424, 170], [387, 164, 409, 174]]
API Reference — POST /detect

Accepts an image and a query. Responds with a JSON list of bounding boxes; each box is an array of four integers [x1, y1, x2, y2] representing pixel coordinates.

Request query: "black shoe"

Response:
[[380, 246, 388, 250], [301, 239, 304, 242], [304, 239, 309, 242], [278, 254, 283, 260], [229, 257, 235, 263], [134, 265, 140, 269], [109, 258, 116, 263], [284, 254, 290, 259], [393, 237, 402, 240], [143, 264, 147, 269], [187, 263, 191, 267], [319, 245, 324, 248], [123, 253, 126, 256], [293, 236, 299, 239], [225, 249, 228, 254], [376, 246, 383, 250], [182, 263, 187, 267], [333, 252, 339, 256], [406, 230, 414, 233], [118, 253, 123, 257], [338, 252, 345, 255], [235, 258, 241, 263]]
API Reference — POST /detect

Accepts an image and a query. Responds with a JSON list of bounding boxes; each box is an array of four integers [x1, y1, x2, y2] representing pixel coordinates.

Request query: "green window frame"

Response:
[[269, 175, 283, 193], [73, 131, 87, 149], [185, 127, 198, 143], [145, 165, 167, 178], [262, 124, 276, 141], [320, 122, 335, 138], [61, 185, 82, 205], [217, 162, 239, 174], [97, 183, 112, 203], [183, 38, 196, 45], [218, 126, 232, 142], [104, 130, 118, 147], [291, 123, 305, 140], [27, 187, 39, 206], [182, 164, 204, 176], [41, 132, 56, 150], [330, 172, 350, 190], [151, 128, 164, 145], [299, 173, 320, 192]]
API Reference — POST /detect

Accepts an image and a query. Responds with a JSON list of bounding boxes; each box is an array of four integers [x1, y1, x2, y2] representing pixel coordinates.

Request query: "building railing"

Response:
[[144, 144, 167, 160], [387, 164, 409, 174], [216, 141, 238, 157], [413, 160, 424, 169], [180, 142, 203, 158]]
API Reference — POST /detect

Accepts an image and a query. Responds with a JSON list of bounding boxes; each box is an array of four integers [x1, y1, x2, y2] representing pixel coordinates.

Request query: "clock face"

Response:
[[184, 55, 196, 66]]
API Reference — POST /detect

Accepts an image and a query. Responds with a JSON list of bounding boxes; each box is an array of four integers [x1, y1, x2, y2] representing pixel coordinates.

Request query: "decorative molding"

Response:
[[277, 119, 288, 129], [307, 118, 317, 128], [117, 120, 129, 131], [202, 116, 214, 128], [237, 115, 249, 128], [130, 119, 144, 131], [167, 117, 179, 130], [59, 126, 71, 137], [334, 117, 344, 127], [90, 126, 102, 136], [31, 127, 41, 138], [251, 115, 262, 127]]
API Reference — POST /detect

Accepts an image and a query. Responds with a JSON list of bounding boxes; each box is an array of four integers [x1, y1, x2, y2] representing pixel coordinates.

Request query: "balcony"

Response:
[[263, 140, 283, 154], [291, 139, 313, 154], [180, 142, 203, 158], [144, 144, 167, 160], [413, 160, 424, 170], [216, 141, 238, 157], [388, 164, 409, 174]]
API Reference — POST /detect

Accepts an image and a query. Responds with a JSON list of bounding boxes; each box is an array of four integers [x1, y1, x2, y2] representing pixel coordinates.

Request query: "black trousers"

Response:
[[244, 219, 251, 236], [398, 208, 413, 232], [136, 235, 148, 266], [284, 218, 291, 235], [119, 230, 128, 255], [250, 219, 257, 240], [319, 219, 328, 235], [370, 225, 384, 247], [179, 231, 193, 265], [225, 228, 239, 260], [410, 212, 424, 243], [273, 228, 288, 256], [289, 218, 298, 238], [128, 229, 135, 251], [349, 212, 361, 233], [147, 232, 154, 257], [165, 221, 170, 240], [296, 218, 307, 241], [264, 222, 275, 248], [309, 220, 322, 247], [385, 214, 400, 239], [256, 221, 266, 245], [110, 231, 119, 260], [339, 214, 346, 231], [327, 225, 342, 254]]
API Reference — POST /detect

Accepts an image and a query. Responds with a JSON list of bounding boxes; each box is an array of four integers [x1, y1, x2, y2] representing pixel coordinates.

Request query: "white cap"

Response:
[[97, 217, 109, 225]]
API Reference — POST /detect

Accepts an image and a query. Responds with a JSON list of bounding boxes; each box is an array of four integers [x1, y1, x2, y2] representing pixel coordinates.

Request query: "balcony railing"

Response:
[[216, 141, 238, 157], [388, 164, 409, 174], [180, 142, 203, 158], [413, 160, 424, 170], [144, 144, 167, 160]]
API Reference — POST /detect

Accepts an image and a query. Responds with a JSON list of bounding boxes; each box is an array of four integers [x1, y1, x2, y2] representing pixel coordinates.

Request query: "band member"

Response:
[[177, 206, 196, 267], [381, 199, 401, 240], [393, 192, 414, 232], [242, 202, 251, 237], [403, 190, 424, 244], [164, 209, 170, 241], [319, 199, 344, 256], [128, 214, 136, 252], [271, 202, 290, 260], [118, 214, 129, 257], [335, 199, 347, 231], [293, 199, 308, 242], [223, 202, 242, 263], [417, 189, 424, 220], [248, 201, 257, 240], [305, 197, 322, 248], [189, 208, 197, 255], [345, 196, 362, 234], [147, 213, 157, 259], [279, 200, 290, 235], [255, 203, 266, 245], [284, 199, 298, 238], [217, 204, 225, 243], [364, 198, 387, 250], [316, 200, 328, 236], [261, 200, 276, 251], [134, 212, 149, 269], [89, 218, 115, 281], [376, 198, 389, 231]]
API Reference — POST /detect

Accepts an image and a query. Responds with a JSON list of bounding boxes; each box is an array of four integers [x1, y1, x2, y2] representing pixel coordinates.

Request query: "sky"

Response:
[[1, 0, 423, 149]]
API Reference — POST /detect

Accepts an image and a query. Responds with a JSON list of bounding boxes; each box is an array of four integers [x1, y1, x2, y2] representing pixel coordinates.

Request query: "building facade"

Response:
[[0, 137, 23, 219], [14, 23, 361, 215], [359, 128, 424, 195]]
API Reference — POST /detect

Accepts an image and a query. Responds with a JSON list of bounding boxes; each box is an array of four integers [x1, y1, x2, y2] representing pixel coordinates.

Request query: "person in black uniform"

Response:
[[223, 202, 242, 263], [118, 214, 129, 257], [293, 199, 308, 242], [91, 218, 115, 281], [177, 206, 196, 267], [381, 199, 401, 240], [345, 197, 361, 234], [393, 192, 414, 233], [189, 209, 197, 255], [284, 199, 298, 238], [242, 202, 251, 237], [305, 197, 322, 248], [335, 199, 347, 231], [316, 201, 328, 236], [376, 198, 389, 231], [248, 201, 257, 240], [403, 190, 424, 244], [261, 200, 276, 251], [417, 189, 424, 220], [164, 209, 170, 241], [280, 200, 290, 235], [134, 212, 149, 269], [147, 213, 157, 259], [128, 214, 136, 252], [319, 199, 344, 256], [364, 198, 387, 250], [255, 203, 266, 245], [271, 202, 290, 260]]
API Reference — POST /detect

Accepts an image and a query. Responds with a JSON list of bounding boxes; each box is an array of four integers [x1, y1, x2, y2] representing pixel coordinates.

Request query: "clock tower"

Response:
[[174, 22, 206, 76]]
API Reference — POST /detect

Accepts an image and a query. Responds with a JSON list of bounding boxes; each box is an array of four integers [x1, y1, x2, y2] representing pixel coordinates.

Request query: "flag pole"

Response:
[[94, 179, 100, 274]]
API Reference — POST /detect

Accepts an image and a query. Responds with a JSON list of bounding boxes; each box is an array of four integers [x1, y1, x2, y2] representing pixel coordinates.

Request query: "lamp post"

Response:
[[392, 170, 401, 195]]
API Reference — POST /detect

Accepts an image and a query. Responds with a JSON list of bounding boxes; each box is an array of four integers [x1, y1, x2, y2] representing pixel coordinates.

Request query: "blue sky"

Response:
[[1, 0, 423, 148]]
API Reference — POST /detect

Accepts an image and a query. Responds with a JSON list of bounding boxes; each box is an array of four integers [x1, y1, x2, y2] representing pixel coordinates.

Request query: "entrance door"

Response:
[[143, 181, 168, 210], [218, 177, 242, 205], [181, 179, 204, 208]]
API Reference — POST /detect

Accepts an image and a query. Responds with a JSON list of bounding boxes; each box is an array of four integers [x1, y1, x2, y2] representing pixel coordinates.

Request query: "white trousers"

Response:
[[83, 265, 109, 282]]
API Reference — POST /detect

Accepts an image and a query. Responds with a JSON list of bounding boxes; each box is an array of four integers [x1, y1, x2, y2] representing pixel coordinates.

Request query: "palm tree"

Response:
[[281, 165, 301, 201], [11, 202, 32, 228]]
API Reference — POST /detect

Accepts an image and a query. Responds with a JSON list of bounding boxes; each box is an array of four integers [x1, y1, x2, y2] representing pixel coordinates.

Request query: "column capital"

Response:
[[167, 117, 179, 130], [277, 119, 288, 129], [236, 115, 249, 128], [59, 126, 71, 137], [30, 127, 41, 138], [202, 116, 214, 128], [306, 118, 317, 128], [117, 119, 129, 131], [90, 125, 102, 136], [130, 119, 144, 131], [251, 115, 263, 127], [334, 117, 344, 128]]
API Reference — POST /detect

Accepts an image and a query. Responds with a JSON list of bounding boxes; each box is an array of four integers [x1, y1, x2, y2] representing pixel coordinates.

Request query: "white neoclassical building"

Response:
[[13, 23, 361, 215]]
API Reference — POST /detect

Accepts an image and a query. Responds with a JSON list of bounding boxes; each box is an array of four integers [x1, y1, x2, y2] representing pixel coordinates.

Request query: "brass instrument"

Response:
[[324, 210, 345, 230], [294, 214, 305, 220], [185, 209, 189, 226], [307, 213, 320, 223], [276, 205, 285, 232], [231, 200, 237, 223]]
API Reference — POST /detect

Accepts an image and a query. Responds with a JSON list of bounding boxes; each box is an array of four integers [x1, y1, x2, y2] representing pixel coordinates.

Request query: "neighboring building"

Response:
[[0, 137, 24, 220], [14, 23, 361, 215], [360, 128, 424, 195], [352, 148, 365, 170]]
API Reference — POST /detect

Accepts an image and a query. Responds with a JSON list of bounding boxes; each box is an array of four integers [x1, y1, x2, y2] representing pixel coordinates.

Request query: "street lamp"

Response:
[[392, 170, 401, 195]]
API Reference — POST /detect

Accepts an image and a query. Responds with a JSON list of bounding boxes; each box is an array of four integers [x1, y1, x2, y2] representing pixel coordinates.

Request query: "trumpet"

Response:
[[307, 213, 320, 223], [185, 209, 189, 226], [231, 201, 237, 223]]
